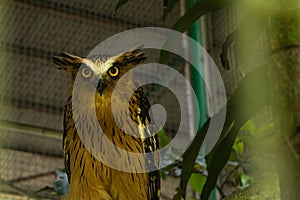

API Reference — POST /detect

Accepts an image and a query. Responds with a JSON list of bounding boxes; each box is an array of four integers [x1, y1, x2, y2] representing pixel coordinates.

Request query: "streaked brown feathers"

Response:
[[53, 49, 160, 200]]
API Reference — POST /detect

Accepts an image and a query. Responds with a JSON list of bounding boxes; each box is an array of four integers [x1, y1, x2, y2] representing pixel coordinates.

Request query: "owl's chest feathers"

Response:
[[68, 91, 145, 156], [65, 92, 150, 199]]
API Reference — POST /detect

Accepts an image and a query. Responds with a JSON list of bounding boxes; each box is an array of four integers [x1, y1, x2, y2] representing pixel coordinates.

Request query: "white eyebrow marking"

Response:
[[81, 57, 116, 76], [82, 59, 95, 69], [102, 59, 115, 69]]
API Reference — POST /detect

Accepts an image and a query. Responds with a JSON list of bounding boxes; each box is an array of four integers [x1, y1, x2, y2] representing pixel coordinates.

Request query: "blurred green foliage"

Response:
[[114, 0, 292, 199]]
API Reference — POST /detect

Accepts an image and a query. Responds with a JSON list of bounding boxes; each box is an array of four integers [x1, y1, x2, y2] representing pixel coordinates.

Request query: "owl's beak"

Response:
[[97, 79, 107, 96]]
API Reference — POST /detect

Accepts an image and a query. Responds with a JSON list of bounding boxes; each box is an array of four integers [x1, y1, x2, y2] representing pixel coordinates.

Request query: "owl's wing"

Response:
[[144, 127, 160, 200], [63, 98, 72, 183], [135, 88, 160, 200]]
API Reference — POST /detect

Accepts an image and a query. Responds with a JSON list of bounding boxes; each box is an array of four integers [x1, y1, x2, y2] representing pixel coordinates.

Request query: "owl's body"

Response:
[[53, 49, 160, 200]]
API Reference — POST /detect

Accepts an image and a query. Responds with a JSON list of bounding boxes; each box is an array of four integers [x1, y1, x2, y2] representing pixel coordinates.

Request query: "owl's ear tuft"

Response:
[[113, 47, 146, 67], [52, 52, 83, 72]]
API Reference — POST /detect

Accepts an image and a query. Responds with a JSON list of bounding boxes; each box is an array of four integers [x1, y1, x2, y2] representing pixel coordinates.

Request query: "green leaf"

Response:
[[253, 122, 274, 138], [180, 118, 211, 198], [179, 65, 270, 200], [172, 0, 235, 33], [240, 120, 256, 135], [201, 124, 241, 200], [228, 149, 238, 162], [189, 173, 207, 194], [232, 137, 244, 155], [160, 0, 235, 64], [163, 0, 181, 20], [220, 10, 265, 70], [204, 120, 233, 168], [158, 129, 171, 147], [240, 174, 253, 187], [220, 31, 236, 70], [201, 65, 270, 200], [115, 0, 129, 12]]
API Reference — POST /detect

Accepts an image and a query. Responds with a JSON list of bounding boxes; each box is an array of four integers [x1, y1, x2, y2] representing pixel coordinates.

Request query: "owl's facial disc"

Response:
[[97, 78, 107, 96]]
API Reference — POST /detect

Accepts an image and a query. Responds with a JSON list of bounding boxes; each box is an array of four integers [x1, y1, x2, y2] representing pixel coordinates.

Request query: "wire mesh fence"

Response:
[[0, 0, 269, 199]]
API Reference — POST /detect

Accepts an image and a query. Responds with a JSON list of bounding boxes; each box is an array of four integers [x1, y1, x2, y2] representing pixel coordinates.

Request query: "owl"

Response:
[[52, 48, 160, 199]]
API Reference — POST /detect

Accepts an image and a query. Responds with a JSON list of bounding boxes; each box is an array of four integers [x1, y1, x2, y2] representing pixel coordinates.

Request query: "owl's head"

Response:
[[52, 49, 145, 97]]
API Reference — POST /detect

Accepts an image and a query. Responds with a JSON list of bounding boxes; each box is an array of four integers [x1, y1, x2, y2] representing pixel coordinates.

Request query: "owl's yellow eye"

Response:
[[108, 66, 120, 78], [81, 67, 92, 78]]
